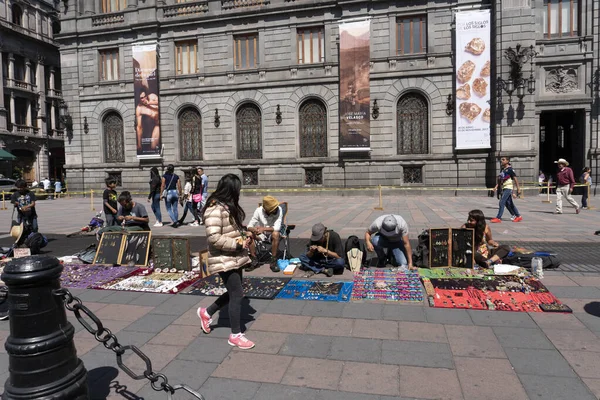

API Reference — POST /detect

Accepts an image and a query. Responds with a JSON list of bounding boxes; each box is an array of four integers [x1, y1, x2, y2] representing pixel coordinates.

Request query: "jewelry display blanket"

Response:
[[351, 269, 424, 302], [276, 280, 354, 302], [96, 269, 202, 294], [60, 264, 139, 289], [418, 268, 495, 280], [184, 275, 292, 299]]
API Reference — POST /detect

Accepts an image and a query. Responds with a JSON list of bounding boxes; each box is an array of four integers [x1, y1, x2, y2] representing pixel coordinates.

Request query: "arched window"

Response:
[[11, 4, 23, 26], [299, 99, 327, 158], [397, 93, 429, 154], [179, 108, 202, 161], [103, 112, 125, 162], [237, 103, 262, 159]]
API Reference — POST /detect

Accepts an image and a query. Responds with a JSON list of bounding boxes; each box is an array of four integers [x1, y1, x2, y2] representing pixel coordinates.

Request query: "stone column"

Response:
[[25, 59, 31, 84], [49, 67, 55, 91], [47, 16, 53, 39], [26, 99, 32, 127], [0, 51, 5, 131], [8, 53, 14, 81], [83, 0, 95, 14], [10, 93, 15, 131], [35, 9, 40, 34], [127, 0, 138, 8], [38, 144, 49, 179], [50, 102, 56, 130], [37, 60, 46, 135]]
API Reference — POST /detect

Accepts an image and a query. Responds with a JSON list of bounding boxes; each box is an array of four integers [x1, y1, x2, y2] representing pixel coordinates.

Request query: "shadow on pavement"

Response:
[[584, 301, 600, 318], [87, 366, 119, 399]]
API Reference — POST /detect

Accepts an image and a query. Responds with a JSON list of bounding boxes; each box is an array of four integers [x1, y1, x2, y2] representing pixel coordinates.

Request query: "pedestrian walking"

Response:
[[198, 166, 208, 224], [54, 180, 62, 199], [197, 174, 255, 349], [147, 167, 163, 227], [554, 158, 580, 214], [160, 164, 182, 227], [491, 157, 523, 223], [11, 179, 38, 233], [178, 169, 199, 226], [580, 166, 592, 210]]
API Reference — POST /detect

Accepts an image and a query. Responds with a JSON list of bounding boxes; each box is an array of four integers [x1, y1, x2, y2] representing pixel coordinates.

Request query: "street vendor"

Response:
[[462, 209, 510, 268]]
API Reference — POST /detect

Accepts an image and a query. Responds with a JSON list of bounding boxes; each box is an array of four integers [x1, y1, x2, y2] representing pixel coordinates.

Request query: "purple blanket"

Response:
[[61, 264, 139, 289]]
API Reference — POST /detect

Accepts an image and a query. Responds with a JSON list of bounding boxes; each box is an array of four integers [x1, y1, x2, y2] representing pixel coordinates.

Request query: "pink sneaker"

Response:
[[197, 307, 212, 334], [228, 333, 255, 350]]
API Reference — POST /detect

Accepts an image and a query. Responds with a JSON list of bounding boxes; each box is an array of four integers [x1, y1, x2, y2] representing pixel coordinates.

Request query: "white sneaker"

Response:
[[510, 216, 516, 221], [154, 221, 163, 227], [190, 222, 200, 227]]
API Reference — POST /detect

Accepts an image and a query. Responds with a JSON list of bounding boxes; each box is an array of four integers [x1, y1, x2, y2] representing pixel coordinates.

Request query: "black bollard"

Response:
[[1, 255, 89, 400]]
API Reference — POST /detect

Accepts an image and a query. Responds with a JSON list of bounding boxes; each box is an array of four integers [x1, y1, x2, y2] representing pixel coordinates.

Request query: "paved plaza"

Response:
[[0, 192, 600, 399]]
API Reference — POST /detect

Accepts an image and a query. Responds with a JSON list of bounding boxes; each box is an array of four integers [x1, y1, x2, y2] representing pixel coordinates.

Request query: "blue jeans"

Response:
[[165, 190, 179, 223], [179, 201, 197, 223], [371, 234, 408, 267], [497, 189, 520, 219], [299, 253, 345, 273], [17, 215, 38, 233], [150, 193, 162, 223]]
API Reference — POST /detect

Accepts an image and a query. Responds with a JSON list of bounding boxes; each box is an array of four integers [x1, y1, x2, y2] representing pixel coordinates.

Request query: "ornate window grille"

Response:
[[299, 99, 327, 158], [304, 168, 323, 185], [237, 104, 262, 159], [242, 170, 259, 186], [397, 93, 429, 155], [403, 166, 423, 184], [103, 112, 125, 163], [179, 108, 203, 161], [107, 171, 122, 187]]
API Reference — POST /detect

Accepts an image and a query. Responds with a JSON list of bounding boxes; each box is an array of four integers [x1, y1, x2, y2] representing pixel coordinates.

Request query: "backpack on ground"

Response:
[[412, 229, 430, 268], [344, 235, 367, 272], [503, 252, 561, 270], [75, 243, 97, 264], [23, 232, 48, 255]]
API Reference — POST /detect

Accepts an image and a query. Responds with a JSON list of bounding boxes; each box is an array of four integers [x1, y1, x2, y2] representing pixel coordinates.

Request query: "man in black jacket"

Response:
[[299, 223, 345, 277]]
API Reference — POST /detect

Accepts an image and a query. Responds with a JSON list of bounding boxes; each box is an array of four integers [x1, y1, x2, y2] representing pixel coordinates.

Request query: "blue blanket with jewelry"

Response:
[[275, 279, 353, 302]]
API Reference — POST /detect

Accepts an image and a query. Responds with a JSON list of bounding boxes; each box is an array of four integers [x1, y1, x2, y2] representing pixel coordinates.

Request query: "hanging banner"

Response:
[[133, 43, 162, 158], [455, 10, 491, 150], [339, 20, 371, 152]]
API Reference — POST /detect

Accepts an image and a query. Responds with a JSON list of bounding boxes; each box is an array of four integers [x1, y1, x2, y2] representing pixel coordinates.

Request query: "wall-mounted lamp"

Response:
[[275, 104, 282, 125], [214, 108, 220, 128], [497, 44, 538, 102], [445, 94, 454, 116], [83, 116, 89, 134], [372, 99, 379, 120], [58, 100, 73, 134]]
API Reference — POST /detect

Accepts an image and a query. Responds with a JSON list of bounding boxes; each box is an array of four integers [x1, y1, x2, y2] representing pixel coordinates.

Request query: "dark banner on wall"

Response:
[[133, 43, 162, 158], [339, 20, 371, 151]]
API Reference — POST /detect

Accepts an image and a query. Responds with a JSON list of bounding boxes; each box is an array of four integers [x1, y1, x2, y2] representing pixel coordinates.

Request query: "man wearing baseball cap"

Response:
[[247, 195, 283, 272], [554, 158, 580, 214], [365, 214, 413, 269], [299, 223, 345, 277]]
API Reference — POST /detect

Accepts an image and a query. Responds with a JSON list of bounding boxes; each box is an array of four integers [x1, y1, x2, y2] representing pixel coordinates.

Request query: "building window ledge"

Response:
[[222, 0, 270, 11], [5, 79, 37, 93], [13, 125, 39, 135], [92, 12, 125, 27], [163, 1, 208, 17]]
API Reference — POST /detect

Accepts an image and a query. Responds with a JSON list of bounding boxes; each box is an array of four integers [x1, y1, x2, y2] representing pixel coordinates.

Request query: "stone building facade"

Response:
[[56, 0, 599, 192], [0, 0, 64, 182]]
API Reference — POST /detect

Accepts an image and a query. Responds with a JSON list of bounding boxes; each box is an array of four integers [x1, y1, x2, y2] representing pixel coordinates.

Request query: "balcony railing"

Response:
[[221, 0, 269, 10], [49, 128, 64, 138], [164, 1, 208, 17], [5, 79, 37, 93], [92, 12, 125, 27], [47, 88, 63, 98], [14, 125, 39, 135]]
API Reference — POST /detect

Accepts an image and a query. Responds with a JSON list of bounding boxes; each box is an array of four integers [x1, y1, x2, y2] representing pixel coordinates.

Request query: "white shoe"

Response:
[[154, 221, 163, 227], [190, 222, 200, 227], [510, 216, 516, 221]]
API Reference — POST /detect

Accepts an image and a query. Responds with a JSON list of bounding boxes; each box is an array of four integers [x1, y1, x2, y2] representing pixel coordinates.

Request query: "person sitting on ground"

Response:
[[247, 195, 283, 272], [462, 209, 510, 268], [365, 214, 413, 270], [11, 179, 38, 233], [116, 191, 151, 231], [299, 223, 345, 277]]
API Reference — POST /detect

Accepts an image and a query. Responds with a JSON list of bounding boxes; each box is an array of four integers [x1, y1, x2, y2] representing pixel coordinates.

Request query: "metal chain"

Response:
[[53, 288, 205, 399]]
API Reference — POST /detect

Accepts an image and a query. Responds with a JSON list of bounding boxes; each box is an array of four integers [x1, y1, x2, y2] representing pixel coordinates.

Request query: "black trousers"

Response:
[[206, 268, 244, 334], [475, 245, 510, 268]]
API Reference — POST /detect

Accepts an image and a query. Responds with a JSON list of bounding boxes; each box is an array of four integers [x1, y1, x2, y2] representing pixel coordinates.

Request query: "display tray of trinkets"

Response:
[[60, 263, 139, 289], [351, 269, 423, 302], [429, 228, 474, 268], [276, 280, 353, 302], [184, 275, 292, 299], [96, 268, 202, 294]]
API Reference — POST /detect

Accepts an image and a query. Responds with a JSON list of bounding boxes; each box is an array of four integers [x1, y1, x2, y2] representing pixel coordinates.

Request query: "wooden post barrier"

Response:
[[587, 183, 596, 210], [542, 180, 552, 203], [374, 185, 384, 210], [1, 192, 6, 210], [90, 190, 95, 211]]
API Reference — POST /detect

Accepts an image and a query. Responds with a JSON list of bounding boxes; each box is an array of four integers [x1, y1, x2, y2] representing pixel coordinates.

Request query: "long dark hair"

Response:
[[166, 164, 175, 174], [150, 167, 159, 179], [202, 174, 245, 228], [467, 209, 487, 245]]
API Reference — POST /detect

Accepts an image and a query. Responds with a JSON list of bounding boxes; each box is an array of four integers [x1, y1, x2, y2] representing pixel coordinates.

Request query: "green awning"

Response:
[[0, 149, 16, 161]]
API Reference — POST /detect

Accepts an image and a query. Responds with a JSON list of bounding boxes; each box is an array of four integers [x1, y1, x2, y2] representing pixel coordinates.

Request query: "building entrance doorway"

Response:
[[539, 110, 585, 182], [11, 149, 36, 182]]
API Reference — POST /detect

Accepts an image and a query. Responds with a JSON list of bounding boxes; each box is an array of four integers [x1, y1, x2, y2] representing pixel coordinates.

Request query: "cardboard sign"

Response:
[[13, 248, 31, 258]]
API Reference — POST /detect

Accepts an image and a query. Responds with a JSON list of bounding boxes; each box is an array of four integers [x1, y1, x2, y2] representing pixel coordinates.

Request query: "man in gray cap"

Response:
[[299, 223, 345, 277], [365, 214, 413, 269]]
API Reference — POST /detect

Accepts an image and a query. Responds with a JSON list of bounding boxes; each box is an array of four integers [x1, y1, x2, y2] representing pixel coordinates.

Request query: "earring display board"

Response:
[[93, 232, 126, 265], [121, 232, 152, 267], [429, 228, 474, 268], [152, 237, 191, 271]]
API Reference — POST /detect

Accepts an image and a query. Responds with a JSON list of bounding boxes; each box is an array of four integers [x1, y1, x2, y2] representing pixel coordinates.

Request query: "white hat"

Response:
[[554, 158, 569, 166], [10, 223, 24, 243]]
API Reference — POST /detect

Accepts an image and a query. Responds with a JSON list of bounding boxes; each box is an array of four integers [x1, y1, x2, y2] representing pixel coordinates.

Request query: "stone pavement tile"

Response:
[[198, 377, 261, 400], [328, 337, 381, 363], [445, 325, 506, 358], [300, 301, 345, 318], [582, 378, 600, 399], [424, 308, 473, 325], [231, 331, 288, 355], [546, 286, 600, 299], [455, 357, 527, 400], [77, 301, 108, 312], [149, 294, 203, 315], [504, 348, 577, 377], [398, 321, 448, 343], [147, 324, 201, 347], [530, 312, 588, 330], [74, 334, 100, 356], [135, 360, 218, 398], [252, 383, 321, 400], [94, 304, 154, 322], [0, 353, 9, 374], [105, 370, 149, 399], [107, 330, 156, 348], [339, 362, 399, 396], [124, 343, 185, 371], [342, 303, 384, 320], [518, 375, 597, 400], [561, 351, 600, 379], [96, 290, 145, 304], [575, 313, 600, 333], [251, 313, 311, 334], [399, 366, 462, 400], [562, 299, 599, 313], [540, 275, 580, 286], [127, 292, 173, 307], [177, 336, 233, 363], [0, 331, 8, 354], [316, 389, 381, 400], [281, 357, 344, 390], [77, 289, 117, 302], [492, 327, 554, 349], [382, 304, 427, 322], [467, 310, 537, 328], [569, 276, 600, 287], [264, 299, 306, 315], [381, 340, 454, 369], [305, 317, 354, 337], [121, 313, 179, 334], [280, 334, 333, 359], [172, 305, 203, 326], [80, 349, 121, 371], [544, 328, 600, 352], [212, 352, 293, 383], [352, 319, 398, 340]]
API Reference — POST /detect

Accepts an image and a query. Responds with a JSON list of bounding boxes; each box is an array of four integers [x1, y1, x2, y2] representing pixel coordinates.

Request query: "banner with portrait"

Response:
[[339, 20, 371, 151], [133, 43, 162, 158], [455, 10, 491, 150]]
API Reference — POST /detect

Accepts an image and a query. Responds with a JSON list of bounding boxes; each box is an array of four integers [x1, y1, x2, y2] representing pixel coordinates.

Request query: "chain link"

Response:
[[53, 288, 204, 399]]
